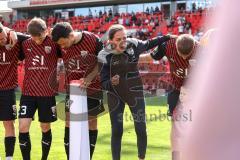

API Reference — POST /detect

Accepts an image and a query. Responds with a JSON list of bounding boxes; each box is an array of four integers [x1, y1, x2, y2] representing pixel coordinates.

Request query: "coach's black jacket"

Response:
[[98, 36, 170, 106]]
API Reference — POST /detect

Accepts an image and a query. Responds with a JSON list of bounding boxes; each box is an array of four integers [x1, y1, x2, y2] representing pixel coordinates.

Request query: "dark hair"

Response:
[[176, 34, 195, 56], [27, 18, 47, 36], [0, 23, 3, 33], [51, 22, 73, 42], [108, 24, 125, 40]]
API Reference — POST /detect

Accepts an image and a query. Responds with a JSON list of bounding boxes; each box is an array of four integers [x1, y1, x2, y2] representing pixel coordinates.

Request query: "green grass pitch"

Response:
[[0, 92, 171, 160]]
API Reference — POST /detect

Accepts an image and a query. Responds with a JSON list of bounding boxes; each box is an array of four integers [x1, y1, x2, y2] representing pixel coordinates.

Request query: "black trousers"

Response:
[[107, 92, 147, 160]]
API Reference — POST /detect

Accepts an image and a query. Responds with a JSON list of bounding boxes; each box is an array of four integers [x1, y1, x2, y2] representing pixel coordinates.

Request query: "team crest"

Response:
[[45, 46, 52, 54], [81, 51, 88, 57]]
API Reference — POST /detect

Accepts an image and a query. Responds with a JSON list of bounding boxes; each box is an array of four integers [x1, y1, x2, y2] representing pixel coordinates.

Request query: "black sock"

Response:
[[89, 130, 98, 160], [41, 130, 52, 160], [19, 132, 31, 160], [64, 127, 69, 160], [5, 136, 16, 157]]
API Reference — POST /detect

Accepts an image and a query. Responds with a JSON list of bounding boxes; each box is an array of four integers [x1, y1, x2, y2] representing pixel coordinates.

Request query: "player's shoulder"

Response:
[[83, 31, 99, 39], [163, 36, 177, 50], [22, 37, 32, 46]]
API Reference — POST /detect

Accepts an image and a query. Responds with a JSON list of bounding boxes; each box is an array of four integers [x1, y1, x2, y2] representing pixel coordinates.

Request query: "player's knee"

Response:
[[65, 120, 70, 128], [19, 120, 30, 133], [3, 121, 15, 136], [40, 123, 51, 132], [89, 117, 97, 130]]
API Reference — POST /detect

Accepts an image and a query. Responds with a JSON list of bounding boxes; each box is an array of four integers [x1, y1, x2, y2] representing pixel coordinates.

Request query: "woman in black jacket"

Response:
[[98, 24, 170, 160]]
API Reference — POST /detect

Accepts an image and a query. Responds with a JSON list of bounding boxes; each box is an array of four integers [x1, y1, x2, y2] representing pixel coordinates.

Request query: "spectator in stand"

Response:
[[89, 8, 93, 18], [178, 24, 184, 34], [125, 17, 130, 26], [105, 16, 110, 23], [185, 21, 192, 34], [99, 10, 103, 17], [170, 18, 175, 27], [104, 10, 107, 16], [108, 8, 113, 17], [146, 7, 150, 14], [144, 18, 149, 25], [192, 3, 196, 12], [166, 18, 171, 28], [150, 19, 155, 27], [118, 16, 123, 25], [131, 13, 137, 23], [155, 6, 160, 13], [155, 17, 159, 27], [177, 16, 182, 25], [198, 7, 203, 16], [114, 11, 120, 17], [150, 7, 154, 15], [136, 18, 142, 27]]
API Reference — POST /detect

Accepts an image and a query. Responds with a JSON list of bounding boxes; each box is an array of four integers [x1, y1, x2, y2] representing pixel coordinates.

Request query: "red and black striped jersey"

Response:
[[151, 38, 198, 90], [61, 31, 103, 95], [0, 32, 29, 90], [0, 43, 20, 90], [22, 36, 61, 96]]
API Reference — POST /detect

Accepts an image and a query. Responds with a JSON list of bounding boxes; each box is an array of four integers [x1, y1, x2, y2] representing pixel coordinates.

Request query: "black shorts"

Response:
[[0, 89, 17, 121], [65, 91, 104, 117], [19, 95, 57, 123], [167, 89, 180, 116]]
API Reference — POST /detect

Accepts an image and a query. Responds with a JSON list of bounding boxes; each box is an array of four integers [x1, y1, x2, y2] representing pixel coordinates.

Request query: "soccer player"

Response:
[[140, 34, 198, 114], [140, 34, 199, 160], [51, 22, 104, 160], [98, 24, 171, 160], [0, 23, 29, 160], [18, 18, 61, 160]]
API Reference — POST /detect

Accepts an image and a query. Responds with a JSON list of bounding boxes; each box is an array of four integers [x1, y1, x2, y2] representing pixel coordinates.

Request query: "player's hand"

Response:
[[111, 75, 120, 86], [79, 78, 91, 88], [9, 30, 18, 46]]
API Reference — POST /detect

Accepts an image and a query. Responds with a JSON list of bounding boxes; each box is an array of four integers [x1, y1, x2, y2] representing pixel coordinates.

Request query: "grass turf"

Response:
[[0, 92, 171, 160]]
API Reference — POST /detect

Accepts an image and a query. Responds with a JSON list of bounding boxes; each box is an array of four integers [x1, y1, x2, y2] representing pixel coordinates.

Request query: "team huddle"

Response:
[[0, 17, 198, 160]]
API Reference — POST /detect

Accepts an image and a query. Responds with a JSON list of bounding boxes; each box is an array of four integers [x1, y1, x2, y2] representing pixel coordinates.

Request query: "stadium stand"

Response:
[[13, 6, 210, 95]]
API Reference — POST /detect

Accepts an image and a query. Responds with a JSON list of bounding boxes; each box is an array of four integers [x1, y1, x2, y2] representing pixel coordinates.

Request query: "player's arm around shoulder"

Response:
[[139, 39, 168, 62], [127, 35, 171, 55], [15, 32, 30, 62]]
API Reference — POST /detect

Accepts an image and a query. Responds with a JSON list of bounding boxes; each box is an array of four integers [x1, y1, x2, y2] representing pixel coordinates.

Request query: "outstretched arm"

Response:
[[139, 42, 167, 63]]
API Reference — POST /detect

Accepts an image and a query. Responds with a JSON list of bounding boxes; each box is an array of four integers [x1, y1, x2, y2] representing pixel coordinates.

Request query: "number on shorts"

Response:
[[20, 106, 27, 115]]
